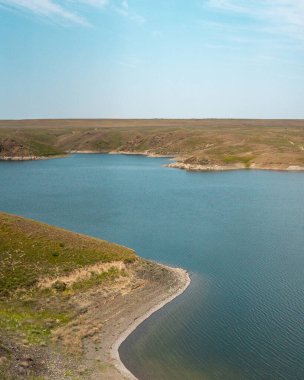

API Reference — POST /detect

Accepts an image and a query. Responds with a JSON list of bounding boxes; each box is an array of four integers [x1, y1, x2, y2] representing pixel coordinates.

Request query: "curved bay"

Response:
[[0, 154, 304, 379]]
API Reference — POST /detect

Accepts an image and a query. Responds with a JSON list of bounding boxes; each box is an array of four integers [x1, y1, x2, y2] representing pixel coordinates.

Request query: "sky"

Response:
[[0, 0, 304, 119]]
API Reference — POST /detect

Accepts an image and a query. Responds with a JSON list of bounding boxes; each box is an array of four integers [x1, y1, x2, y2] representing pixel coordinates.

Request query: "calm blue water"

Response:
[[1, 154, 304, 380]]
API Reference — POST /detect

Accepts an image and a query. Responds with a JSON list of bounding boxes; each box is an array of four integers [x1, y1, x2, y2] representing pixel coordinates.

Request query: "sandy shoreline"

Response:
[[166, 161, 304, 172], [109, 150, 174, 158], [0, 154, 67, 161], [111, 266, 190, 380], [75, 259, 191, 380], [0, 155, 48, 161]]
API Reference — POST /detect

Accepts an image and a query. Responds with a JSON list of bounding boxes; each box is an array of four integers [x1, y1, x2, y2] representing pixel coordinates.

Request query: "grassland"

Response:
[[0, 214, 135, 295], [0, 212, 134, 379], [0, 212, 188, 379], [0, 119, 303, 170]]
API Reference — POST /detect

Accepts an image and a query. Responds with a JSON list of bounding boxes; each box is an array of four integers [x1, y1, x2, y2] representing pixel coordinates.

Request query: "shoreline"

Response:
[[79, 259, 191, 380], [109, 150, 174, 158], [166, 161, 304, 172], [0, 154, 67, 161], [1, 151, 303, 172], [111, 266, 190, 380], [0, 156, 49, 161], [0, 212, 191, 380]]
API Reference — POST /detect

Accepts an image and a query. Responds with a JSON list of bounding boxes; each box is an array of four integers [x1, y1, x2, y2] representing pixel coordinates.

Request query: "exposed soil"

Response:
[[0, 260, 189, 380]]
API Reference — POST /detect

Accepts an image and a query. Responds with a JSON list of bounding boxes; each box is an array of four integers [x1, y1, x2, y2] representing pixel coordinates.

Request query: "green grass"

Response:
[[223, 155, 254, 167], [0, 213, 136, 297], [0, 304, 70, 343], [0, 212, 140, 379], [71, 267, 122, 291], [0, 211, 136, 349], [26, 140, 64, 156]]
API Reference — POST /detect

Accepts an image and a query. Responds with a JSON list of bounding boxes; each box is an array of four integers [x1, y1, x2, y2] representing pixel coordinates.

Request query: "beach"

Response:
[[81, 263, 190, 379]]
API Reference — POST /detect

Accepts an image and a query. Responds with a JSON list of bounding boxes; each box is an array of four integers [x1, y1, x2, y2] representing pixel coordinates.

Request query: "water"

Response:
[[1, 154, 304, 380]]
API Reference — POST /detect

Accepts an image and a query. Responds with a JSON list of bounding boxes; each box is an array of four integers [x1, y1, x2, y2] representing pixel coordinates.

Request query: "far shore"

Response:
[[0, 154, 67, 161], [1, 150, 303, 172], [1, 118, 303, 172], [166, 161, 304, 172]]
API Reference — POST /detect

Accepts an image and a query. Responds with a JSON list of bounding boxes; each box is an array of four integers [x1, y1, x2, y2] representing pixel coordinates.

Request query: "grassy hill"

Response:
[[0, 119, 303, 169], [0, 212, 135, 296], [0, 212, 186, 380], [0, 212, 136, 379]]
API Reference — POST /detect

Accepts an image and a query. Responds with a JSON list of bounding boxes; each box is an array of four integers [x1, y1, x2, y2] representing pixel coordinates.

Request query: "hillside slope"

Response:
[[0, 119, 303, 170], [0, 212, 188, 379]]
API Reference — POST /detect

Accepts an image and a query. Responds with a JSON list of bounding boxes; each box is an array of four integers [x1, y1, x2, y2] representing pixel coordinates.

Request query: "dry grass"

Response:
[[0, 119, 303, 168], [0, 212, 186, 379], [38, 261, 126, 289], [0, 212, 137, 378]]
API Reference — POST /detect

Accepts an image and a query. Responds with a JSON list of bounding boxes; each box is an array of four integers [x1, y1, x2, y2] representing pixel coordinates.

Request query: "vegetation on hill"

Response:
[[0, 119, 303, 169], [0, 213, 135, 296], [0, 212, 186, 379], [0, 212, 136, 379]]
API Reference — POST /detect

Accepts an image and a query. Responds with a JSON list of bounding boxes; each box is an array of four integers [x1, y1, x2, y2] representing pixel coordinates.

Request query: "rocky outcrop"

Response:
[[0, 138, 33, 160]]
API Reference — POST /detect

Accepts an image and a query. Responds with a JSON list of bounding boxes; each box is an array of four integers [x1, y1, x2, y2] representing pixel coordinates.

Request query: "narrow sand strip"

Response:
[[111, 266, 191, 380]]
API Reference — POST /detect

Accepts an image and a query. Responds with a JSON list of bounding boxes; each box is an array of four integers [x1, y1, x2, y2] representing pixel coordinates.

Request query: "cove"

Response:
[[0, 154, 304, 380]]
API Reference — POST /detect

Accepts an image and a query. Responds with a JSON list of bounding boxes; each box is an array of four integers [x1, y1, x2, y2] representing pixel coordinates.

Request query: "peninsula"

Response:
[[0, 212, 189, 379], [0, 119, 303, 171]]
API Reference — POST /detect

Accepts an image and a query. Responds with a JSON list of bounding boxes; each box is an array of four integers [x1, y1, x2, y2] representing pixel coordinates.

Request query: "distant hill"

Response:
[[0, 119, 303, 170]]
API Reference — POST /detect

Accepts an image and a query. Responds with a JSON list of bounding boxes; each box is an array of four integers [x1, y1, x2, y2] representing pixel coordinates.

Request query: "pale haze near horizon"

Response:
[[0, 0, 304, 120]]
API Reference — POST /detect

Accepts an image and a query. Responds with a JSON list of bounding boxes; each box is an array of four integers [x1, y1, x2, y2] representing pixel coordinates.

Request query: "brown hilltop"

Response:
[[0, 119, 303, 170]]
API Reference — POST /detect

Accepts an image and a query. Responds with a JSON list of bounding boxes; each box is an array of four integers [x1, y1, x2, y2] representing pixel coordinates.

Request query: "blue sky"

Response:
[[0, 0, 304, 119]]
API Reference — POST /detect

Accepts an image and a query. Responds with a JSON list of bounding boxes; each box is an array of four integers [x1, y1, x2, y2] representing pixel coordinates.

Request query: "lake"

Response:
[[1, 154, 304, 380]]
